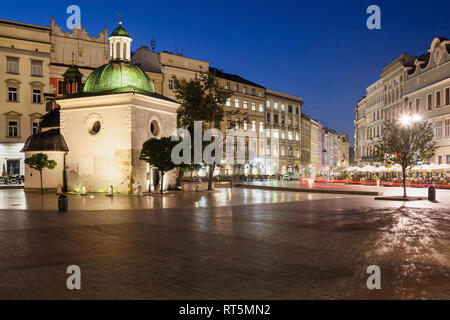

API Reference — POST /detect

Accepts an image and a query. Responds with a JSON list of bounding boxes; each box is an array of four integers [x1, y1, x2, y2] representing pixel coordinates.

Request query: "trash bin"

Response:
[[58, 194, 68, 212], [428, 187, 436, 201]]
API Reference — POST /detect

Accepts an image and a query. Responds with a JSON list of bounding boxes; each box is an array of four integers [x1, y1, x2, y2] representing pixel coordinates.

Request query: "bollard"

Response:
[[137, 184, 143, 196], [107, 185, 114, 196], [428, 187, 436, 201], [58, 194, 68, 212]]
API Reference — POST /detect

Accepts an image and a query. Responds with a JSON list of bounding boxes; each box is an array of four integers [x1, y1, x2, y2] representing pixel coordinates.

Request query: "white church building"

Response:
[[22, 21, 179, 194]]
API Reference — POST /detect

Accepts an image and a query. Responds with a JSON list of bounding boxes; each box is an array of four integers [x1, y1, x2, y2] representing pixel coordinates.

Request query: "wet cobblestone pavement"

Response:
[[0, 188, 448, 299]]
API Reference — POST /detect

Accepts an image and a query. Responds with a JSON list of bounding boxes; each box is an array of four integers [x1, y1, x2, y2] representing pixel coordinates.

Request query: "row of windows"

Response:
[[5, 87, 42, 103], [227, 118, 264, 132], [266, 113, 300, 127], [225, 82, 264, 97], [434, 119, 450, 140], [226, 98, 264, 112], [266, 128, 300, 141], [6, 57, 43, 76], [426, 88, 450, 110], [385, 87, 403, 106], [2, 120, 39, 138], [219, 143, 299, 158], [366, 125, 383, 140], [266, 101, 300, 114], [437, 155, 450, 165]]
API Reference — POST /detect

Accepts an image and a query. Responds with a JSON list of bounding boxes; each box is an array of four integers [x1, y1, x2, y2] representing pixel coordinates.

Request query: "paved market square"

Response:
[[0, 184, 448, 299]]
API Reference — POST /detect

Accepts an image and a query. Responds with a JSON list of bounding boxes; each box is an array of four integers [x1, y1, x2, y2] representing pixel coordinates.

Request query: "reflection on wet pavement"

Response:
[[0, 187, 448, 299], [0, 188, 342, 211]]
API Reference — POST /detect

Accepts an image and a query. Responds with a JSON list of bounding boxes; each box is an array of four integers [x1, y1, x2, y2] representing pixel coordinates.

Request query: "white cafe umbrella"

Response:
[[374, 166, 386, 173], [437, 163, 450, 171], [429, 163, 446, 172], [344, 166, 358, 172], [358, 165, 377, 172], [411, 164, 427, 172]]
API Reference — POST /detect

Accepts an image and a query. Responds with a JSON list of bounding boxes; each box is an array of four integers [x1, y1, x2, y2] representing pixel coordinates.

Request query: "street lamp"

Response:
[[400, 114, 421, 127]]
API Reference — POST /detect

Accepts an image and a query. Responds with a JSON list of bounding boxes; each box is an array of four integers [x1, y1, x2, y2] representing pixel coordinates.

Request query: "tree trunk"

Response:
[[177, 168, 183, 187], [160, 171, 164, 194], [208, 163, 215, 191], [39, 170, 43, 195], [402, 167, 407, 198]]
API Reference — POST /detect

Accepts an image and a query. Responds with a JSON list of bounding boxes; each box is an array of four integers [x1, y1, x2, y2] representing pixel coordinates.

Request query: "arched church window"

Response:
[[115, 42, 120, 59], [150, 120, 160, 136]]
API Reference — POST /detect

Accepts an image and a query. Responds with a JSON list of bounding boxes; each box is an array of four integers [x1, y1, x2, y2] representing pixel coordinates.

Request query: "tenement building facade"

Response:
[[132, 47, 209, 100], [216, 68, 267, 175], [354, 37, 450, 166], [404, 37, 450, 164], [0, 19, 51, 176], [265, 89, 303, 175]]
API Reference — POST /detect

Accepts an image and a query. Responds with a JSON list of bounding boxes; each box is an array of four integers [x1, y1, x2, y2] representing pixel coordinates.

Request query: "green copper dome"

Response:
[[83, 61, 155, 95], [110, 24, 131, 38]]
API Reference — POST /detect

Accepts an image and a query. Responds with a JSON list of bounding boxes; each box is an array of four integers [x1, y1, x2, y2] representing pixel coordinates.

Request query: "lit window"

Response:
[[281, 130, 286, 140], [274, 102, 278, 110], [259, 104, 264, 112], [226, 98, 231, 107], [251, 120, 256, 132], [243, 119, 248, 131], [281, 104, 285, 112], [251, 102, 256, 111], [235, 118, 240, 129], [32, 89, 42, 104], [259, 121, 264, 132], [259, 90, 263, 98], [235, 99, 239, 108], [243, 101, 248, 109], [243, 87, 247, 94], [252, 88, 255, 95], [8, 121, 19, 137], [234, 84, 239, 92], [8, 87, 18, 102], [226, 82, 230, 90], [273, 129, 279, 139]]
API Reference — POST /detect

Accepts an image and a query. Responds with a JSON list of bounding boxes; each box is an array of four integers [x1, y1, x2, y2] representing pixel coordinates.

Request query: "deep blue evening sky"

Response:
[[2, 0, 450, 144]]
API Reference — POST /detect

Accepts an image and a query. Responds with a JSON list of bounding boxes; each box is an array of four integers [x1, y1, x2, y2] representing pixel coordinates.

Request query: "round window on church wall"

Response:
[[89, 121, 101, 135], [150, 120, 160, 136]]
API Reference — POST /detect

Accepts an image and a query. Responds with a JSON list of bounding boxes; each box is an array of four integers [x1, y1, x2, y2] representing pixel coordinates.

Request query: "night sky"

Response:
[[3, 0, 450, 145]]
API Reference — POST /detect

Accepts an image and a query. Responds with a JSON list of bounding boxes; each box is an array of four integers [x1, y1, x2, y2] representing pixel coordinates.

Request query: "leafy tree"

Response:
[[24, 153, 57, 194], [375, 119, 436, 197], [140, 137, 178, 194], [173, 70, 231, 190]]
